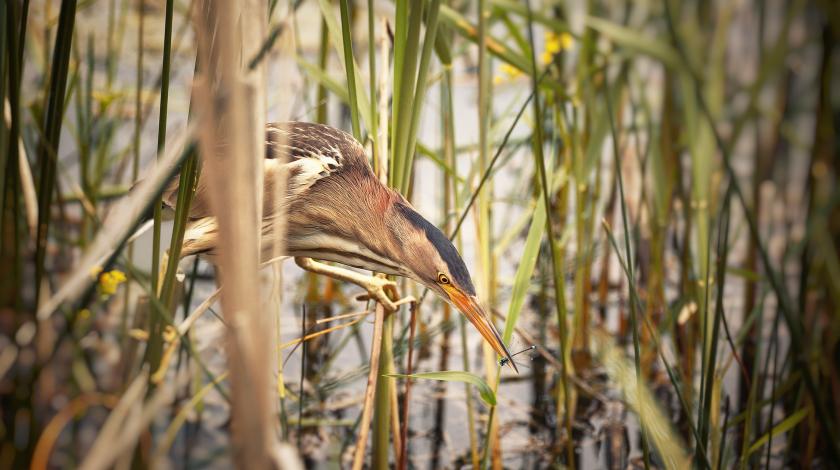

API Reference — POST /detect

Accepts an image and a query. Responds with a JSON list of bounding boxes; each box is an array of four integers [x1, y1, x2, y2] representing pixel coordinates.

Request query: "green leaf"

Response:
[[315, 0, 372, 133], [725, 266, 763, 282], [583, 16, 680, 68], [438, 5, 533, 75], [386, 371, 496, 406], [502, 193, 547, 344], [415, 142, 466, 185], [746, 408, 810, 456], [489, 0, 571, 34], [296, 57, 372, 132]]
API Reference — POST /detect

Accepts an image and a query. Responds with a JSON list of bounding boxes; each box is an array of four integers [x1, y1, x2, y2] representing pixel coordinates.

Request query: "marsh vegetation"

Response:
[[1, 0, 838, 468]]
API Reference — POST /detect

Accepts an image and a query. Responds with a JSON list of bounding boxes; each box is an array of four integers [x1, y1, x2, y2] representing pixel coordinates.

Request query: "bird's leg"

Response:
[[294, 257, 412, 312], [156, 249, 170, 296], [156, 249, 186, 296]]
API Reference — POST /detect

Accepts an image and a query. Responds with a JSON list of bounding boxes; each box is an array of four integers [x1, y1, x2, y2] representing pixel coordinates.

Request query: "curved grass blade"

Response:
[[745, 407, 810, 457], [386, 371, 496, 406]]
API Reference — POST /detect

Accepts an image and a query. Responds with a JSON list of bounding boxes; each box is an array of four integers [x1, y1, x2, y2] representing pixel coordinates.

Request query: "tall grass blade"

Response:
[[523, 1, 574, 465], [35, 0, 78, 305], [145, 0, 175, 385], [604, 71, 651, 469], [745, 407, 810, 457], [387, 371, 497, 406], [338, 0, 361, 140]]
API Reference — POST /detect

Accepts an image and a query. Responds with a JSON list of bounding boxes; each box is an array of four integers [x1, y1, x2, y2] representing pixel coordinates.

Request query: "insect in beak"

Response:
[[443, 286, 518, 373]]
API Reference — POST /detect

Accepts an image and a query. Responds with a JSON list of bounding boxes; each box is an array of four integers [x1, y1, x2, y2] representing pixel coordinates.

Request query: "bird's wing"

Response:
[[162, 121, 372, 220], [265, 121, 372, 198]]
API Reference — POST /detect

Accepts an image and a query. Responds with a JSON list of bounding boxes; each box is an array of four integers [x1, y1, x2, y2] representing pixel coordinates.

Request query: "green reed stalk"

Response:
[[603, 73, 651, 469], [159, 152, 199, 310], [372, 0, 445, 464], [316, 18, 329, 124], [35, 0, 77, 306], [400, 0, 440, 191], [372, 315, 394, 468], [151, 0, 176, 288], [366, 0, 377, 162], [442, 62, 479, 467], [338, 0, 360, 140], [145, 0, 175, 382], [523, 1, 574, 465], [0, 4, 7, 182], [1, 0, 27, 313], [389, 0, 421, 193], [700, 187, 732, 466], [475, 0, 504, 466]]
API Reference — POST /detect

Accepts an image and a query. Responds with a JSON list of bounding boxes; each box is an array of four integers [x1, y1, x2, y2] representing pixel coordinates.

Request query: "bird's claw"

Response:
[[293, 257, 412, 312], [355, 274, 399, 312]]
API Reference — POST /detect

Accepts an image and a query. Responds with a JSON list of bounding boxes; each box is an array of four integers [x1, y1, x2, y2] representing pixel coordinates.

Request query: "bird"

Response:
[[162, 121, 517, 370]]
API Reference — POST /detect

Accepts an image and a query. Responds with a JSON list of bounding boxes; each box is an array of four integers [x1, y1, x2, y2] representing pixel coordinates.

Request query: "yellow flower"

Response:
[[494, 63, 523, 85], [98, 269, 127, 297], [542, 31, 574, 64], [541, 51, 554, 65], [78, 308, 91, 320], [560, 33, 573, 49]]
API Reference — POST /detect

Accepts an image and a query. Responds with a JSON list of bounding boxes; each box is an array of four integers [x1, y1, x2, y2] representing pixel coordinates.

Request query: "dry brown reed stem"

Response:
[[390, 370, 402, 460], [192, 1, 280, 467], [352, 302, 387, 470], [36, 125, 194, 320], [79, 370, 175, 470], [278, 315, 366, 350], [31, 393, 119, 470], [398, 305, 418, 470]]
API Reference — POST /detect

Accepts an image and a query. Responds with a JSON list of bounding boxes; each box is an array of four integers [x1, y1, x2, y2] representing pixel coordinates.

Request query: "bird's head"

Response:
[[388, 202, 517, 372]]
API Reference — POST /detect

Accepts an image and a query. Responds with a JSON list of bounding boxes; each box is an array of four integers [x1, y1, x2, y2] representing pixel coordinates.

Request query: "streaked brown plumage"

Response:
[[165, 122, 516, 370]]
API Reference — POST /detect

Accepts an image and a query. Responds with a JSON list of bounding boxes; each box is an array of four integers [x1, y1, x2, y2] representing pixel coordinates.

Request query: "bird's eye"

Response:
[[437, 273, 450, 285]]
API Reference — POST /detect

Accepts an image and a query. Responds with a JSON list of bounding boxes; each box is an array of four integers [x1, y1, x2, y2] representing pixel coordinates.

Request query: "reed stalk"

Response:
[[523, 1, 574, 465], [35, 0, 77, 306], [192, 1, 276, 466]]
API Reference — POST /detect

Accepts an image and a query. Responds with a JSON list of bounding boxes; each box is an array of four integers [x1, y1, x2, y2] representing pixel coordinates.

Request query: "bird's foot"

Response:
[[293, 257, 414, 313], [353, 274, 416, 312], [353, 273, 397, 311]]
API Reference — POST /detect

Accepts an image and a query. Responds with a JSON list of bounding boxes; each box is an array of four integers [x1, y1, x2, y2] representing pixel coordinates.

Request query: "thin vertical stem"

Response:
[[352, 303, 386, 470], [604, 73, 651, 469], [316, 17, 329, 124], [35, 0, 77, 305], [338, 0, 361, 140], [398, 305, 417, 470], [523, 1, 574, 466], [372, 314, 394, 468]]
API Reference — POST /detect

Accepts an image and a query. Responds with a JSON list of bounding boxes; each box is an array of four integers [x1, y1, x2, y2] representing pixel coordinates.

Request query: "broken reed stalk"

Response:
[[352, 303, 387, 470], [192, 1, 277, 466]]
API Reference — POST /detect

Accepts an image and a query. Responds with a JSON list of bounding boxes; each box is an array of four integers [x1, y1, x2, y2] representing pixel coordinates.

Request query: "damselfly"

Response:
[[499, 345, 538, 367]]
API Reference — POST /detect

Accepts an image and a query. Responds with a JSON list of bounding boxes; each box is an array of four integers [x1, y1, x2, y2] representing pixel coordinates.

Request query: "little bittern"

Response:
[[164, 122, 516, 370]]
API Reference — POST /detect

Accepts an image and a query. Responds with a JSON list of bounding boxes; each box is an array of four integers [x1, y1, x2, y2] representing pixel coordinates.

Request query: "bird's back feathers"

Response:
[[162, 121, 372, 220]]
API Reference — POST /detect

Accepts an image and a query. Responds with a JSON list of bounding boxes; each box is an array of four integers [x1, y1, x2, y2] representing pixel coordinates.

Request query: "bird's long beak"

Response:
[[444, 286, 518, 373]]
